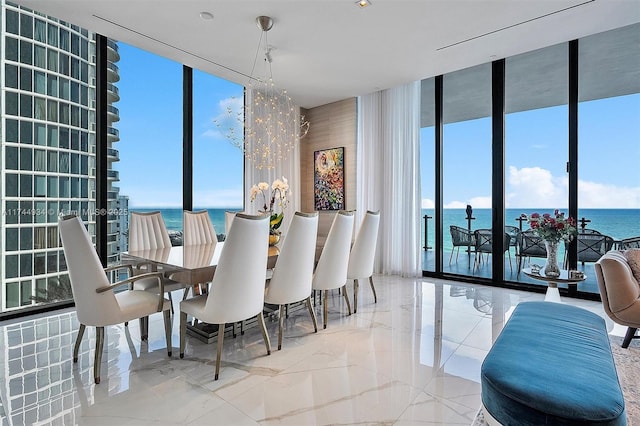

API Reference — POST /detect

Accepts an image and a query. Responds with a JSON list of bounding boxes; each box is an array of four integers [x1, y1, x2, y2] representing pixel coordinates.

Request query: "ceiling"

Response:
[[13, 0, 640, 109]]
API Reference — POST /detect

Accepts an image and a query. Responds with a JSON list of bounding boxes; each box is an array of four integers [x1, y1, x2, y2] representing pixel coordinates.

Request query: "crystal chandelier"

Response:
[[215, 16, 309, 170]]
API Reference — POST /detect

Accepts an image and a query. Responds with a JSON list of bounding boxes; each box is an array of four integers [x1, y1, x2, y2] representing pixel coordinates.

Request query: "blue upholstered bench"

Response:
[[481, 301, 626, 425]]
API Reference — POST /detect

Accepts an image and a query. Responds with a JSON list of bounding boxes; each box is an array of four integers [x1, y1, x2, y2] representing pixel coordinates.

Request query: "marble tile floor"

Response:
[[0, 275, 626, 425]]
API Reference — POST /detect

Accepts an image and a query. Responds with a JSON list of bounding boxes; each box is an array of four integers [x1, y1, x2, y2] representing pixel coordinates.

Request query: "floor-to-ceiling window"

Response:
[[115, 44, 182, 250], [422, 23, 640, 298], [192, 69, 244, 239], [505, 42, 569, 289], [577, 24, 640, 282], [442, 64, 492, 278]]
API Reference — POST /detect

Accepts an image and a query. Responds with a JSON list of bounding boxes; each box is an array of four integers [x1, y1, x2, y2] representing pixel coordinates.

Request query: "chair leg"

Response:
[[163, 309, 172, 357], [168, 292, 174, 314], [449, 247, 455, 265], [622, 327, 637, 349], [323, 290, 328, 329], [278, 305, 285, 350], [369, 275, 377, 303], [140, 316, 149, 341], [257, 313, 271, 355], [73, 324, 86, 363], [342, 284, 352, 315], [179, 312, 187, 358], [215, 323, 225, 381], [353, 279, 359, 314], [94, 326, 105, 384], [306, 296, 318, 333]]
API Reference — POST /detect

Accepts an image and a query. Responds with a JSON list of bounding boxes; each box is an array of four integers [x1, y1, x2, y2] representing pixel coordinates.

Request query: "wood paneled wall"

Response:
[[300, 98, 357, 256]]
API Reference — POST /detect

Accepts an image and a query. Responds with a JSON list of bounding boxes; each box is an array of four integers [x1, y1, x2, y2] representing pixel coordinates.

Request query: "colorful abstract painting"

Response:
[[314, 147, 345, 210]]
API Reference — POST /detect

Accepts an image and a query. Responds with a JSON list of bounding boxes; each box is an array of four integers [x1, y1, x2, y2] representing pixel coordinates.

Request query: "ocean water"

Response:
[[422, 208, 640, 251], [131, 208, 639, 247]]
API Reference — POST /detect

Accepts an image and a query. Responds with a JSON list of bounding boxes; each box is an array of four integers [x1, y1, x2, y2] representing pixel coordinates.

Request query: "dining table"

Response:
[[121, 242, 280, 342]]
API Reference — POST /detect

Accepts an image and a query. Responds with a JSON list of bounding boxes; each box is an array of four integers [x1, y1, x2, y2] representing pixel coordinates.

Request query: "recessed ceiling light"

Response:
[[199, 11, 214, 20], [356, 0, 372, 8]]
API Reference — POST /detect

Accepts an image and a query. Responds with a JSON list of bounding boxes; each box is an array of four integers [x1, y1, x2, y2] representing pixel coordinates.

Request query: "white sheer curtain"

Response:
[[243, 88, 301, 237], [357, 81, 422, 277]]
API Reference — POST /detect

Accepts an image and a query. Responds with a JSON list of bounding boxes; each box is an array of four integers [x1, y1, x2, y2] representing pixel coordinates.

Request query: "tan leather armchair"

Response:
[[595, 250, 640, 348]]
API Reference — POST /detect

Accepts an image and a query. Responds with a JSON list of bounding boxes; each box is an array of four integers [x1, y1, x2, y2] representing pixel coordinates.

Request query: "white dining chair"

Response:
[[179, 213, 271, 380], [224, 210, 244, 239], [128, 211, 189, 312], [183, 210, 218, 246], [264, 211, 319, 350], [183, 210, 218, 295], [59, 214, 172, 384], [312, 210, 354, 329], [347, 210, 380, 313]]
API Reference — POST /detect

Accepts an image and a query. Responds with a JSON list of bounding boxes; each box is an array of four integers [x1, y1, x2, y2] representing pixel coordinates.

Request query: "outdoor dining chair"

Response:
[[518, 229, 547, 275], [449, 225, 475, 265], [473, 229, 512, 273], [565, 232, 615, 267]]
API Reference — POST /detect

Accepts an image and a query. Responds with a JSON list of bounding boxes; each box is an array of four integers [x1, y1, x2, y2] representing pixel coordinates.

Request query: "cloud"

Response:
[[422, 198, 434, 208], [507, 166, 640, 208], [444, 201, 469, 208], [577, 179, 640, 208]]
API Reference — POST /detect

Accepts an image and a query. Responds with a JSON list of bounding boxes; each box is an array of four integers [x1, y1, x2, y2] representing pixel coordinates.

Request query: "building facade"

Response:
[[0, 1, 122, 313]]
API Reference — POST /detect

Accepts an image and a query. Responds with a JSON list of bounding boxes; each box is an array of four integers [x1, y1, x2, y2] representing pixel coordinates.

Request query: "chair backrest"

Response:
[[265, 212, 319, 305], [450, 225, 474, 246], [620, 236, 640, 250], [576, 233, 615, 262], [504, 226, 520, 247], [58, 215, 121, 326], [129, 211, 172, 251], [183, 210, 217, 246], [474, 229, 492, 254], [225, 210, 245, 237], [474, 229, 510, 254], [520, 229, 547, 258], [203, 213, 270, 324], [313, 210, 355, 291], [595, 250, 640, 324], [347, 210, 380, 279]]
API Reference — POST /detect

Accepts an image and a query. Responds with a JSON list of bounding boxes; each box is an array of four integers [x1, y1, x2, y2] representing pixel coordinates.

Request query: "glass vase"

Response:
[[543, 240, 561, 278]]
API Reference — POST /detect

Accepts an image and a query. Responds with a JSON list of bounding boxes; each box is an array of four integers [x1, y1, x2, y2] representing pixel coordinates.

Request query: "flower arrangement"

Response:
[[250, 177, 289, 235], [523, 210, 577, 243]]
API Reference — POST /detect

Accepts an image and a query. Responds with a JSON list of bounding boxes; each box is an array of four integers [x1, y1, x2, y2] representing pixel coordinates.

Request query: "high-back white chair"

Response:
[[179, 213, 271, 380], [312, 210, 354, 329], [224, 210, 243, 239], [128, 211, 189, 311], [264, 212, 319, 350], [183, 210, 218, 295], [59, 214, 172, 384], [347, 210, 380, 313], [129, 211, 172, 251], [183, 210, 218, 246]]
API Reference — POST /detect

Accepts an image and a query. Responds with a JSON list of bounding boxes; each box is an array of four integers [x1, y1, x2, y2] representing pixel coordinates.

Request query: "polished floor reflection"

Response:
[[0, 276, 622, 425]]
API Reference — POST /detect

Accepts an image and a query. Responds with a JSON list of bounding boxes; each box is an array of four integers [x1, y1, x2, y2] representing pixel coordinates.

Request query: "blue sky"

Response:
[[116, 43, 640, 210]]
